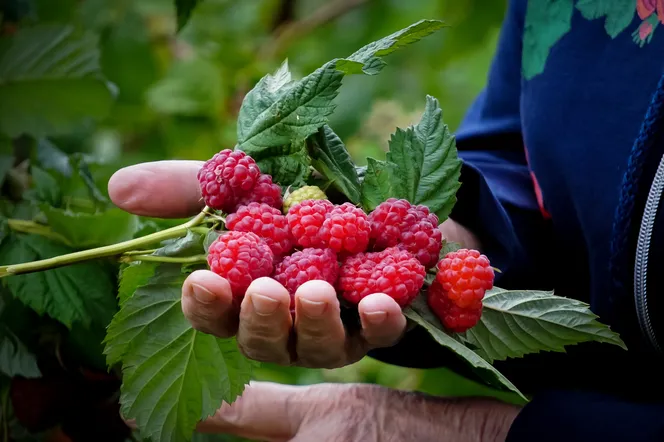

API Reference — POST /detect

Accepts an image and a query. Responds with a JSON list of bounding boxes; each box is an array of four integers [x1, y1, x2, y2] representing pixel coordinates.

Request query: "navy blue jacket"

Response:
[[372, 1, 664, 440]]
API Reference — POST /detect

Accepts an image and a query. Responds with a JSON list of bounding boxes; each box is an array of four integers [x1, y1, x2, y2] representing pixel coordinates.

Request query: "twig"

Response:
[[260, 0, 371, 60]]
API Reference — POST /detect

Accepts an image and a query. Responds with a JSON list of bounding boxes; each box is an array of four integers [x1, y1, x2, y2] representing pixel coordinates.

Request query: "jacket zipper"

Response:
[[634, 153, 664, 354]]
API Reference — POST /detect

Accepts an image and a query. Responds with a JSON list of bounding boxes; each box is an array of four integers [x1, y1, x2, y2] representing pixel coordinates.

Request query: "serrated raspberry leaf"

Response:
[[308, 125, 361, 204], [104, 265, 254, 442], [403, 299, 527, 403], [439, 240, 462, 258], [0, 325, 41, 378], [154, 230, 205, 257], [360, 158, 400, 211], [118, 262, 157, 306], [459, 288, 627, 363], [256, 141, 311, 186]]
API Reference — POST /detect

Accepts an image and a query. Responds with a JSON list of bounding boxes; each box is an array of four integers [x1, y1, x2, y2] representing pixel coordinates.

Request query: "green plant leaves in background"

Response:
[[460, 288, 627, 362], [0, 25, 115, 138], [175, 0, 204, 31], [105, 264, 254, 442], [360, 95, 461, 220], [0, 325, 41, 378]]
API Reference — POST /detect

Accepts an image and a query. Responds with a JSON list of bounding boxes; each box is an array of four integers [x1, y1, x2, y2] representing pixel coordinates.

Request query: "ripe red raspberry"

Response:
[[319, 203, 370, 254], [287, 199, 334, 248], [207, 231, 274, 299], [338, 247, 425, 307], [273, 248, 338, 295], [235, 174, 283, 211], [435, 248, 494, 309], [198, 149, 261, 212], [368, 198, 412, 249], [368, 199, 442, 268], [225, 203, 293, 257], [427, 279, 482, 333]]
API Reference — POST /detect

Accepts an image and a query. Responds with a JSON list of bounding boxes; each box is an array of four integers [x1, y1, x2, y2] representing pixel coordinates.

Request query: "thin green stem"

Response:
[[120, 254, 207, 265], [0, 209, 209, 277], [7, 219, 73, 247], [123, 249, 158, 256]]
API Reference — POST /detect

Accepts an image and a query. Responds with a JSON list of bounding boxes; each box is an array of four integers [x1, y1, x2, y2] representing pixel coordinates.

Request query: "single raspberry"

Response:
[[435, 248, 494, 309], [427, 279, 482, 333], [283, 186, 327, 214], [368, 199, 442, 268], [287, 199, 334, 248], [235, 174, 283, 211], [207, 231, 274, 299], [338, 247, 425, 307], [273, 248, 338, 295], [226, 203, 293, 257], [368, 198, 412, 249], [198, 149, 261, 212], [399, 217, 443, 269], [319, 203, 370, 254]]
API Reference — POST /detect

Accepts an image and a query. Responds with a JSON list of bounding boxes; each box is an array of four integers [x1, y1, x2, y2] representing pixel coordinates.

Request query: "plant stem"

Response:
[[7, 219, 73, 247], [120, 254, 207, 265], [0, 209, 209, 277]]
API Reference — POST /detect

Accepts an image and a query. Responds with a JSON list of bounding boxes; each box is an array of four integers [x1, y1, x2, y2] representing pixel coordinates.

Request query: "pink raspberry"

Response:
[[435, 249, 494, 309], [338, 247, 425, 307], [287, 199, 334, 248], [319, 203, 370, 254], [235, 174, 283, 211], [207, 231, 274, 300], [428, 279, 482, 333], [225, 203, 293, 257], [273, 248, 338, 296], [368, 198, 411, 249], [198, 149, 261, 212], [398, 217, 443, 269]]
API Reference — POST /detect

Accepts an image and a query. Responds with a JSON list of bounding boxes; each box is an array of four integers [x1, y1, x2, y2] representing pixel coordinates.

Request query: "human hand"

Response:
[[190, 381, 520, 442], [108, 160, 408, 368]]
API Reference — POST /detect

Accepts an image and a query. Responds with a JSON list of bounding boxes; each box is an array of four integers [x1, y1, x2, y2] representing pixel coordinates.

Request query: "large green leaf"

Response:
[[460, 288, 627, 362], [118, 262, 157, 306], [237, 20, 445, 157], [522, 0, 574, 80], [308, 125, 361, 203], [104, 264, 254, 442], [175, 0, 204, 31], [404, 297, 526, 402], [0, 25, 115, 137], [0, 234, 116, 328], [256, 142, 311, 186], [576, 0, 635, 38], [41, 206, 140, 248], [0, 325, 41, 378], [360, 96, 462, 219]]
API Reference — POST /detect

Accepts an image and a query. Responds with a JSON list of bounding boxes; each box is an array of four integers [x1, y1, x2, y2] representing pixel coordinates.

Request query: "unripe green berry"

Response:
[[283, 186, 327, 214]]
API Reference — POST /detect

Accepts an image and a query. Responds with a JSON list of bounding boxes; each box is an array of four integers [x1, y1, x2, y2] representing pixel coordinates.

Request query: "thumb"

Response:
[[197, 382, 307, 441]]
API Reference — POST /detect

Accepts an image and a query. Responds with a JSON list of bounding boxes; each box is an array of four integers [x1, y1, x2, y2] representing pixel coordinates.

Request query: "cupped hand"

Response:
[[108, 160, 407, 368]]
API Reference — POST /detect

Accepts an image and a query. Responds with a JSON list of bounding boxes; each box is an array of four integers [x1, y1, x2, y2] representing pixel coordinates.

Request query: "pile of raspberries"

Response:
[[199, 150, 494, 333]]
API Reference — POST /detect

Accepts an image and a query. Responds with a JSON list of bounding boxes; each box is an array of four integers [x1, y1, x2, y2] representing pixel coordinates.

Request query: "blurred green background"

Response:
[[1, 0, 516, 439]]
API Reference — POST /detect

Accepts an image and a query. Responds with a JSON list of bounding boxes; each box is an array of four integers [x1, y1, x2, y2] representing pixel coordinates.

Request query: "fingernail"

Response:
[[299, 298, 327, 317], [192, 283, 216, 304], [364, 311, 387, 325], [251, 294, 280, 316]]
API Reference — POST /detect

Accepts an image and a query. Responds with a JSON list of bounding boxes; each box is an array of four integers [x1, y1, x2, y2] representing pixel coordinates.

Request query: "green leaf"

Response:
[[0, 155, 12, 188], [256, 142, 311, 186], [175, 0, 203, 31], [147, 57, 223, 119], [30, 166, 61, 207], [0, 234, 116, 328], [237, 60, 292, 142], [360, 96, 461, 218], [35, 139, 72, 177], [440, 240, 462, 257], [459, 288, 627, 363], [118, 262, 157, 306], [41, 206, 140, 248], [522, 0, 574, 80], [308, 125, 361, 203], [341, 19, 447, 75], [404, 297, 526, 401], [360, 158, 400, 211], [154, 230, 205, 258], [0, 25, 115, 137], [237, 20, 445, 156], [203, 230, 221, 253], [576, 0, 635, 38], [0, 325, 41, 378], [104, 264, 254, 442]]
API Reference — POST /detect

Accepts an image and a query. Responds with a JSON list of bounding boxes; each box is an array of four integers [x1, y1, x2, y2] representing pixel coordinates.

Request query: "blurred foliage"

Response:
[[0, 0, 511, 439]]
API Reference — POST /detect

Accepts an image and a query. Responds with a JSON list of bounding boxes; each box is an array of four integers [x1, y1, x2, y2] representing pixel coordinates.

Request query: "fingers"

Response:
[[108, 160, 204, 218], [198, 381, 306, 440], [182, 270, 238, 337], [358, 293, 406, 348], [293, 280, 347, 368], [237, 278, 293, 365]]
